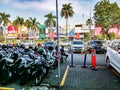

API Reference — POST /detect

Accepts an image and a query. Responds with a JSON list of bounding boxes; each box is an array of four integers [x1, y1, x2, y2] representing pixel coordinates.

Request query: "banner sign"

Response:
[[8, 25, 18, 34], [40, 34, 45, 38], [69, 30, 75, 36], [75, 33, 80, 39]]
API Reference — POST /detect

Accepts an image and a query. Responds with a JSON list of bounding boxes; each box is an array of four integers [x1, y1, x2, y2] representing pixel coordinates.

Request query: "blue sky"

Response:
[[0, 0, 120, 27]]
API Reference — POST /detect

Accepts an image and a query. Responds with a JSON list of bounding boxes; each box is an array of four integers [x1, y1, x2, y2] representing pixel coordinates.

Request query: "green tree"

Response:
[[29, 17, 40, 39], [0, 34, 5, 42], [0, 12, 11, 44], [0, 12, 11, 27], [86, 18, 93, 26], [13, 16, 24, 38], [13, 16, 24, 27], [93, 0, 120, 39], [86, 18, 93, 39], [61, 3, 74, 37], [24, 19, 31, 31], [84, 32, 90, 41], [108, 32, 116, 40], [44, 12, 56, 40], [24, 19, 32, 39]]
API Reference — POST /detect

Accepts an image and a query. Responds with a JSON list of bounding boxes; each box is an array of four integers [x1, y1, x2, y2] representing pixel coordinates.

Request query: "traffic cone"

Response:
[[81, 51, 83, 54], [90, 49, 94, 68], [91, 49, 98, 70]]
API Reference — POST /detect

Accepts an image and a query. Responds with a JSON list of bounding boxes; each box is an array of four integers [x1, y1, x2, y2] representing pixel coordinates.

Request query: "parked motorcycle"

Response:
[[19, 55, 47, 85]]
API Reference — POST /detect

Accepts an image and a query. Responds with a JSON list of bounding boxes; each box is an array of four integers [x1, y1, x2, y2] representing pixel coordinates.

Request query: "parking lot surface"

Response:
[[0, 54, 120, 90]]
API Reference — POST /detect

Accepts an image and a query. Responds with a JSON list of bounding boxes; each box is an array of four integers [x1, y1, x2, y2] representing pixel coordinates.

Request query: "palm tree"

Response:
[[61, 3, 74, 37], [24, 19, 31, 29], [29, 17, 40, 40], [24, 19, 31, 33], [0, 12, 11, 44], [86, 18, 93, 39], [13, 16, 24, 38], [44, 12, 56, 40], [24, 19, 31, 39], [0, 12, 11, 26]]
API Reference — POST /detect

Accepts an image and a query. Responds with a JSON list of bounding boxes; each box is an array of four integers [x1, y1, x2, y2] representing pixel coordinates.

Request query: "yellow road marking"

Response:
[[111, 69, 120, 77], [0, 87, 14, 90], [60, 65, 69, 86]]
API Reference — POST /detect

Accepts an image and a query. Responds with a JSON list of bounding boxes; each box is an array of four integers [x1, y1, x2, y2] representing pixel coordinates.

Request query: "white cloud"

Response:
[[1, 0, 120, 26], [0, 0, 11, 2], [9, 0, 56, 11]]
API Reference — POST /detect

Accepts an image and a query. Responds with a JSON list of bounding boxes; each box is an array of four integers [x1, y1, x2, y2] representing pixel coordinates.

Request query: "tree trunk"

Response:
[[66, 18, 68, 38], [50, 21, 53, 40]]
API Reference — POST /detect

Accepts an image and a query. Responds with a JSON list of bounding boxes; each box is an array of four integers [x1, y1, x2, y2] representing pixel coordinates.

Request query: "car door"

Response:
[[110, 41, 120, 70], [114, 42, 120, 72]]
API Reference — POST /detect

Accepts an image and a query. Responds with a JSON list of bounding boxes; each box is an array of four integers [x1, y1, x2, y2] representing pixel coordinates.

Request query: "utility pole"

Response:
[[4, 26, 7, 44], [56, 0, 60, 78], [89, 0, 92, 40]]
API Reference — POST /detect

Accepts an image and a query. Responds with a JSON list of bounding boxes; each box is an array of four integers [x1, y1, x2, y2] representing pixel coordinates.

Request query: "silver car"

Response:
[[71, 40, 85, 53], [105, 39, 120, 74]]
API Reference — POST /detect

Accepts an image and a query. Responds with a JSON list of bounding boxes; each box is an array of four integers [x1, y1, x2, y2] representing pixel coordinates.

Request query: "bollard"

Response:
[[81, 50, 88, 68], [68, 47, 71, 54], [91, 49, 98, 70], [70, 48, 75, 67]]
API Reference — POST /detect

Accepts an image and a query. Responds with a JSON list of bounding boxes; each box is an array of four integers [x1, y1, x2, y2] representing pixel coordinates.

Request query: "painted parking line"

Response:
[[0, 87, 14, 90], [60, 65, 69, 86], [111, 69, 120, 77], [97, 66, 108, 68]]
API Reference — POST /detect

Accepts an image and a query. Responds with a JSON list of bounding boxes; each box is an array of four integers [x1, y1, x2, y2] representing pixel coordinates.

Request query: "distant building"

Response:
[[74, 24, 95, 39], [94, 24, 120, 37]]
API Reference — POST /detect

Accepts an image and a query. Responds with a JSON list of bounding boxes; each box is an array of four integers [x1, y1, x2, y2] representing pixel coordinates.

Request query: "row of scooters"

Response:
[[0, 44, 66, 86]]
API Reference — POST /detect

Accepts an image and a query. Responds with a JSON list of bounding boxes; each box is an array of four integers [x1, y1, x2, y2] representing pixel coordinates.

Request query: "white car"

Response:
[[21, 41, 35, 48], [60, 41, 71, 46], [105, 39, 120, 74], [71, 40, 85, 53]]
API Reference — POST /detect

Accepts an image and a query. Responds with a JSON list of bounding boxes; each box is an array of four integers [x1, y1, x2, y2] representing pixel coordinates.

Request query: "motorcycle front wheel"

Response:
[[35, 71, 44, 86]]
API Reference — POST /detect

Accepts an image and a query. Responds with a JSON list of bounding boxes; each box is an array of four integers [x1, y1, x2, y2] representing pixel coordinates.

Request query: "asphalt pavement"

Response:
[[0, 53, 120, 90], [42, 53, 120, 90]]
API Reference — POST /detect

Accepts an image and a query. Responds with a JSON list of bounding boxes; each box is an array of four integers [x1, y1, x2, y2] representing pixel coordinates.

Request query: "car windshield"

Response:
[[90, 41, 102, 45], [45, 42, 54, 45], [118, 42, 120, 47], [112, 41, 120, 48], [73, 41, 83, 45]]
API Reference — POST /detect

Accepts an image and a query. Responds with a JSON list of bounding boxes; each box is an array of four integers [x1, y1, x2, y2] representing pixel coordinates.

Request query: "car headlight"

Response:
[[101, 46, 104, 49], [90, 46, 94, 48]]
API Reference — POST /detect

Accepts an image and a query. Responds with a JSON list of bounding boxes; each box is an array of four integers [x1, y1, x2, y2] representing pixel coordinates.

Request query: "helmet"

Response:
[[29, 45, 33, 49], [34, 46, 38, 51], [38, 48, 44, 54], [37, 43, 41, 47], [20, 44, 25, 49], [2, 44, 7, 49]]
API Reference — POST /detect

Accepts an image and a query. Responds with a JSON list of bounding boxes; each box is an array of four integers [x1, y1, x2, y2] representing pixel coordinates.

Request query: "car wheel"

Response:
[[106, 57, 111, 68]]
